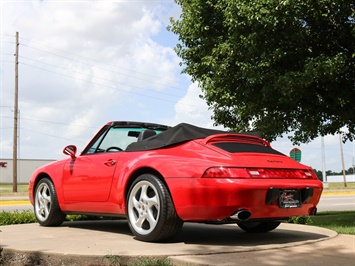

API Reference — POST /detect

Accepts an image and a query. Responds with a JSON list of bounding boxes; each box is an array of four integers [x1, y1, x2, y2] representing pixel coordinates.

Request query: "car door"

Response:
[[62, 152, 119, 202], [61, 125, 140, 202]]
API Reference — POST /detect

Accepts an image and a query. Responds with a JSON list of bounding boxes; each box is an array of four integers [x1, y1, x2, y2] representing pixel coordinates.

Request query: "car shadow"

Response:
[[176, 223, 329, 246], [62, 219, 132, 235], [61, 220, 330, 246]]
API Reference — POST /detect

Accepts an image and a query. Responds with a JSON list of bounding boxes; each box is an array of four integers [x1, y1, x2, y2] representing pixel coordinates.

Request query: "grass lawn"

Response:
[[0, 183, 28, 195], [324, 182, 355, 190], [310, 211, 355, 235]]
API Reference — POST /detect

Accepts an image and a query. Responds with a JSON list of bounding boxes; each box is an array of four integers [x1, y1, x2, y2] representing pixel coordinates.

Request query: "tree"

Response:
[[312, 169, 323, 181], [169, 0, 355, 144]]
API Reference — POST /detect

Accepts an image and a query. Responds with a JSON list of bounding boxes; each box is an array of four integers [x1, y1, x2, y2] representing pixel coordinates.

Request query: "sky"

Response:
[[0, 0, 354, 174]]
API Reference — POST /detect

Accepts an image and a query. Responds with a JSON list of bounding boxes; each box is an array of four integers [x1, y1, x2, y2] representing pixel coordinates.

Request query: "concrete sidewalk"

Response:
[[0, 220, 354, 265], [0, 192, 354, 265]]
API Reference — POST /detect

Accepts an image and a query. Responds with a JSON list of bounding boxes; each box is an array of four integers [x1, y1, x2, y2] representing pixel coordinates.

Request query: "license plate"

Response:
[[279, 189, 301, 208]]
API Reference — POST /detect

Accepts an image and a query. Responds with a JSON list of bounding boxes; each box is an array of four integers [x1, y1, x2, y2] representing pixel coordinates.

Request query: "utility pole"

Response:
[[339, 134, 347, 188], [321, 136, 327, 182], [353, 142, 354, 176], [13, 32, 19, 192]]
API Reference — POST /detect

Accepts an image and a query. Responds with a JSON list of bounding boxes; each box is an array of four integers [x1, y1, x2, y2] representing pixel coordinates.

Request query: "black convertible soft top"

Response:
[[125, 123, 260, 151]]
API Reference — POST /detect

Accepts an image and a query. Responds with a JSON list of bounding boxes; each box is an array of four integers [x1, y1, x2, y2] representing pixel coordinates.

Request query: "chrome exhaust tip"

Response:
[[230, 209, 251, 221]]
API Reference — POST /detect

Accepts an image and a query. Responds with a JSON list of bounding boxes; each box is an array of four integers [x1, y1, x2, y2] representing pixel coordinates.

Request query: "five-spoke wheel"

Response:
[[127, 174, 183, 242], [34, 178, 66, 226]]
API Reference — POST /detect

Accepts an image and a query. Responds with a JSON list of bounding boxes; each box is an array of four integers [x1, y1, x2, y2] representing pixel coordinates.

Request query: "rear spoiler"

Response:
[[201, 133, 271, 148]]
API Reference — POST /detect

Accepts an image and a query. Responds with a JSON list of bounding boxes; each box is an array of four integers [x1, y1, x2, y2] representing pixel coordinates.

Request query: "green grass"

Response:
[[288, 211, 355, 235], [310, 211, 355, 235], [0, 210, 37, 225], [130, 258, 174, 266], [0, 211, 121, 225], [0, 183, 28, 194], [324, 182, 355, 190]]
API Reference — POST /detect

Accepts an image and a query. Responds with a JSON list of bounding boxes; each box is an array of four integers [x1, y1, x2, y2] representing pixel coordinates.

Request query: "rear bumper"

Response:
[[166, 177, 323, 221]]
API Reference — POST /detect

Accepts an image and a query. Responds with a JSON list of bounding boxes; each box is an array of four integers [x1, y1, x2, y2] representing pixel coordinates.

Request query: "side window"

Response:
[[84, 126, 163, 155]]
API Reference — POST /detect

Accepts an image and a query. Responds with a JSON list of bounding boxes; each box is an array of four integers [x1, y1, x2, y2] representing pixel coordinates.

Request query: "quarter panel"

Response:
[[29, 159, 68, 207]]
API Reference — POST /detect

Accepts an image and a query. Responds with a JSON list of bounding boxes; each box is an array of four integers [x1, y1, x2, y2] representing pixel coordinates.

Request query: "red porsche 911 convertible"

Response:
[[29, 121, 323, 242]]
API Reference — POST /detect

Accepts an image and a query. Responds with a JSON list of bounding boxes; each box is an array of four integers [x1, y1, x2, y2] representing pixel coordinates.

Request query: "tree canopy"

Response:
[[169, 0, 355, 144]]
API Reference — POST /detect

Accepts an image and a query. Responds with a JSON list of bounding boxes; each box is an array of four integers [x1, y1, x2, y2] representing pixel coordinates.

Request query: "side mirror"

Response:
[[63, 145, 77, 159]]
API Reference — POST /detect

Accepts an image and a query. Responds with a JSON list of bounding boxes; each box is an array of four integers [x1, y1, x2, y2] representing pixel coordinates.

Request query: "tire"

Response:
[[237, 221, 281, 233], [34, 178, 66, 226], [126, 174, 183, 242]]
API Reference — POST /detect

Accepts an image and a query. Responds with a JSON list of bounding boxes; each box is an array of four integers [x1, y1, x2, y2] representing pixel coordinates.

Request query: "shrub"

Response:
[[287, 215, 313, 225], [0, 210, 36, 225]]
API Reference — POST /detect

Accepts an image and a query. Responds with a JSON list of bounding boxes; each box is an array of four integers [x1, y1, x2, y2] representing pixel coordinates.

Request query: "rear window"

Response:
[[212, 142, 285, 156]]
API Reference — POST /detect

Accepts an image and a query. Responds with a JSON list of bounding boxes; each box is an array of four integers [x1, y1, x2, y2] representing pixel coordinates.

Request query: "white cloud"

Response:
[[272, 134, 354, 172], [171, 82, 222, 129], [0, 1, 183, 159], [1, 0, 353, 173]]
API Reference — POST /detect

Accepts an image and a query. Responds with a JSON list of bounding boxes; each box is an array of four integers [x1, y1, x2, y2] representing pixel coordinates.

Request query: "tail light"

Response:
[[202, 167, 250, 178], [247, 168, 316, 179], [202, 167, 317, 179]]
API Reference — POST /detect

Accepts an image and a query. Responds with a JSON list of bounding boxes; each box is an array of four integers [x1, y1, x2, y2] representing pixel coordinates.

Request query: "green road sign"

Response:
[[290, 148, 301, 162]]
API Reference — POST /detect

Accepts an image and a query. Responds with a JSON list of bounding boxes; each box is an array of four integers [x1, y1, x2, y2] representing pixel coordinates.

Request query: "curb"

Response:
[[0, 200, 30, 205]]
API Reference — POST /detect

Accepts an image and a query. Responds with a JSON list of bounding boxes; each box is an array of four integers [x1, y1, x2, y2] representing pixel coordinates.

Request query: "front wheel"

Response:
[[237, 221, 281, 233], [34, 178, 66, 226], [126, 174, 183, 242]]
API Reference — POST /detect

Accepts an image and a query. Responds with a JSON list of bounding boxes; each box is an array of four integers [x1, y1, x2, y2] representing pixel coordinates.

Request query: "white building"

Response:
[[0, 158, 55, 183], [326, 174, 355, 183]]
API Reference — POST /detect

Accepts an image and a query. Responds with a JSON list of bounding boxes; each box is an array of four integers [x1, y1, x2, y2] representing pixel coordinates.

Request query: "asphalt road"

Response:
[[317, 194, 355, 212], [0, 203, 32, 212]]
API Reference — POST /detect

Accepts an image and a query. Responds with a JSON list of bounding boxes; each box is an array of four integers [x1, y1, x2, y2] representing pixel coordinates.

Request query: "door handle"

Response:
[[104, 159, 116, 166]]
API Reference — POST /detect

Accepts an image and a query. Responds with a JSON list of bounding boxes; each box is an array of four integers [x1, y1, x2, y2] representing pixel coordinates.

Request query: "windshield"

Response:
[[85, 127, 163, 154]]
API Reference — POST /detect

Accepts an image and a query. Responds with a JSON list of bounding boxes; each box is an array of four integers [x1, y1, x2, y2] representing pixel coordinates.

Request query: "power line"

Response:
[[18, 58, 185, 99], [1, 33, 209, 144], [15, 41, 207, 107], [1, 34, 207, 109], [19, 41, 190, 92], [0, 115, 97, 128], [20, 127, 88, 143], [19, 61, 207, 108], [3, 35, 191, 94]]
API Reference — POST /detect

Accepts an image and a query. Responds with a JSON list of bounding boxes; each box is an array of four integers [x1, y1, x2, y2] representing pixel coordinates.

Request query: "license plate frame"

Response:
[[278, 189, 302, 208]]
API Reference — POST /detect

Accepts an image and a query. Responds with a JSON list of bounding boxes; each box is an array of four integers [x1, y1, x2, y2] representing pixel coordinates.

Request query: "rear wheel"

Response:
[[126, 174, 183, 242], [34, 178, 66, 226], [237, 221, 281, 233]]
